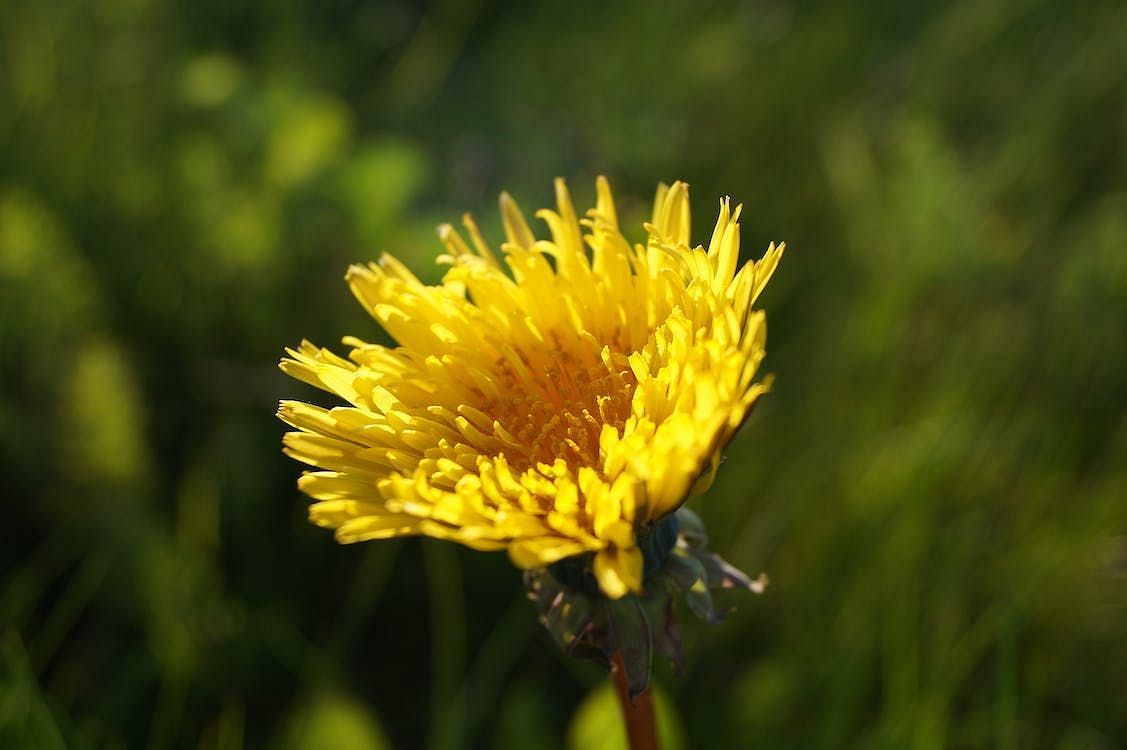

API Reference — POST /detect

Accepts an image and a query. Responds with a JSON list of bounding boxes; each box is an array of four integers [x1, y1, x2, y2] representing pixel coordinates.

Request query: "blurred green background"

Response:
[[2, 0, 1125, 747]]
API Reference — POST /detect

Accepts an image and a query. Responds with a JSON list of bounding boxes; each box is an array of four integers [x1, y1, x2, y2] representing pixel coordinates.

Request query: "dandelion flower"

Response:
[[279, 177, 783, 600]]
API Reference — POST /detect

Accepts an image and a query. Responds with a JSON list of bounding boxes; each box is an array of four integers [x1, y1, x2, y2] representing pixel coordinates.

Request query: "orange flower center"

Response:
[[477, 338, 637, 473]]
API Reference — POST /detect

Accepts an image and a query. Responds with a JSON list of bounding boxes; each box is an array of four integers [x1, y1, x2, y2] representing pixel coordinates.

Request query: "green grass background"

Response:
[[2, 0, 1125, 747]]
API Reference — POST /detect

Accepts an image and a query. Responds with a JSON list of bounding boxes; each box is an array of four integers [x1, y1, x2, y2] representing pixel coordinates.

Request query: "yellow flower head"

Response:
[[279, 177, 783, 599]]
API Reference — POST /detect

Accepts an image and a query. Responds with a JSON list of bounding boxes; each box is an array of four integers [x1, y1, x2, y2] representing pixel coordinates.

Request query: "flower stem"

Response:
[[610, 650, 660, 750]]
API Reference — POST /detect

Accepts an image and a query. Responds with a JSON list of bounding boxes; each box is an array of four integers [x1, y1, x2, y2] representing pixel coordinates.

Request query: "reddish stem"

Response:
[[610, 650, 660, 750]]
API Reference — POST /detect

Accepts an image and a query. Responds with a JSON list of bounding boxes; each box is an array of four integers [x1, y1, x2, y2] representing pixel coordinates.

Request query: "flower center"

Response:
[[478, 337, 637, 473]]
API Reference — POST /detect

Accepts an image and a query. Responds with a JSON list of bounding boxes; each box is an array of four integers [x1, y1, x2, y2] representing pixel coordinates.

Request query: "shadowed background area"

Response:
[[2, 1, 1125, 748]]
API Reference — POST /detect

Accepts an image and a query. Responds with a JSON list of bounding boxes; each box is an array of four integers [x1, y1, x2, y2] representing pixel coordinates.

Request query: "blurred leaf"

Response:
[[567, 682, 685, 750], [59, 339, 148, 488], [266, 93, 352, 188], [278, 691, 390, 750], [337, 139, 429, 248], [0, 633, 67, 750], [182, 54, 243, 109], [0, 189, 100, 336]]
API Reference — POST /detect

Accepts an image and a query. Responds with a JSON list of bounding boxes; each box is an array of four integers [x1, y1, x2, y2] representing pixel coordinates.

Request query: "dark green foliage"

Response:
[[1, 1, 1125, 748]]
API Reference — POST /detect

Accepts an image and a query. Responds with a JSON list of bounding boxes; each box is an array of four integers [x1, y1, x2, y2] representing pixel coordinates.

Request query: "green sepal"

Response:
[[602, 595, 653, 699], [672, 506, 708, 547], [524, 506, 767, 690], [524, 569, 595, 653], [649, 596, 686, 675], [547, 589, 594, 649], [691, 548, 767, 592], [663, 548, 721, 623]]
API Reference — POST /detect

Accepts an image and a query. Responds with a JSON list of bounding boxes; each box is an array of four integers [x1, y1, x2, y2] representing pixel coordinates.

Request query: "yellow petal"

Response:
[[593, 546, 643, 599]]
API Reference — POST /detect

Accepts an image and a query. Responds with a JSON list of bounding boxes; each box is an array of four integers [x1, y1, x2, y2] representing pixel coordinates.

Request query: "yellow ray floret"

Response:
[[279, 177, 784, 599]]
